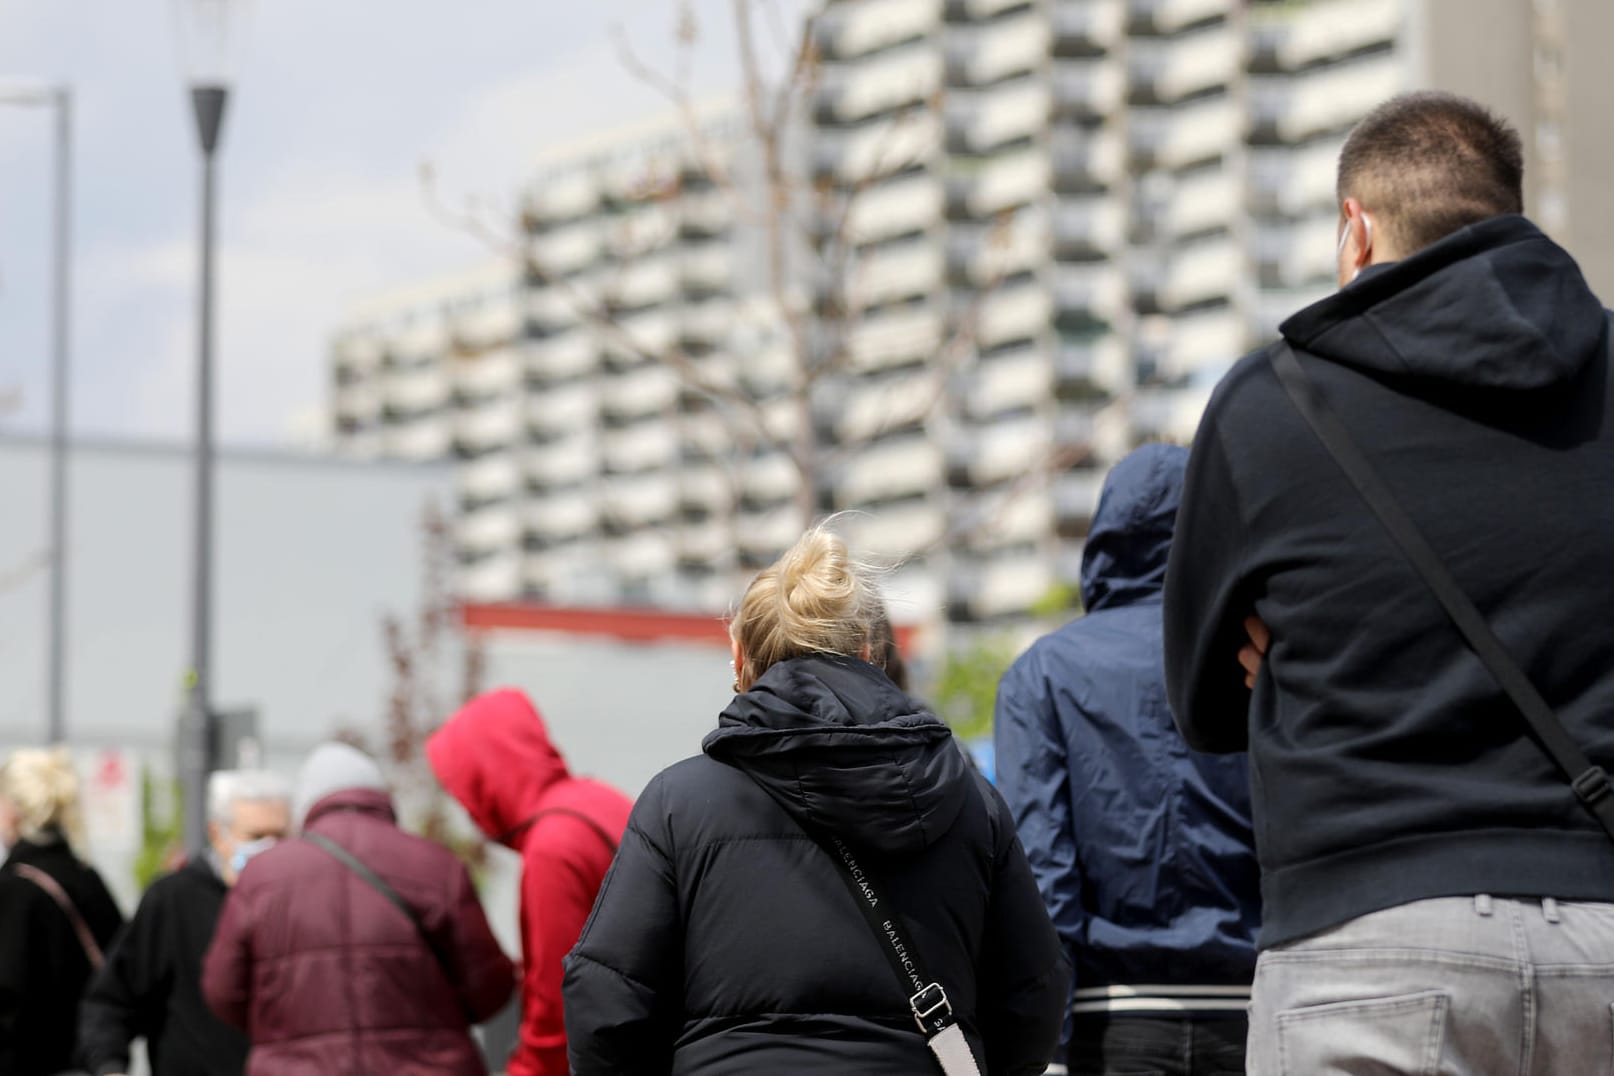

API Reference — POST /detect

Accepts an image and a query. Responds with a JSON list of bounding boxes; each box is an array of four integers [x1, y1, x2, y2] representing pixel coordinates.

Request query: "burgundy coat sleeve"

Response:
[[200, 882, 255, 1029], [444, 860, 517, 1024]]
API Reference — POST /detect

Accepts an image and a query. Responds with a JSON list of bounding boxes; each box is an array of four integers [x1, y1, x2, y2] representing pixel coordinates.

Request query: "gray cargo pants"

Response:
[[1249, 895, 1614, 1075]]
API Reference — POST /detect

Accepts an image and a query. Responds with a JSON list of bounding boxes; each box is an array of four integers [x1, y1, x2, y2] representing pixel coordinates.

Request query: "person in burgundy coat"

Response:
[[428, 688, 633, 1076], [201, 742, 515, 1076]]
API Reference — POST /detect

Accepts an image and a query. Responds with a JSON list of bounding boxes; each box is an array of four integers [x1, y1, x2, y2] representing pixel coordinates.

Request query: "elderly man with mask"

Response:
[[80, 770, 290, 1076]]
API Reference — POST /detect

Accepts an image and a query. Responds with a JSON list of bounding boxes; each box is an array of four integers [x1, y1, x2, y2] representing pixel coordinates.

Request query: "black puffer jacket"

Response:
[[563, 654, 1067, 1075]]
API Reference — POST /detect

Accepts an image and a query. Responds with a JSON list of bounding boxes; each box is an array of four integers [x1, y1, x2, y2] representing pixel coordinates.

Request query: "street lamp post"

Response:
[[176, 0, 241, 854], [0, 81, 74, 746]]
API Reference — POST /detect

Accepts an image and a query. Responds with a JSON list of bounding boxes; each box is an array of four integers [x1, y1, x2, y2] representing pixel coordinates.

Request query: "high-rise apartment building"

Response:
[[330, 0, 1613, 628]]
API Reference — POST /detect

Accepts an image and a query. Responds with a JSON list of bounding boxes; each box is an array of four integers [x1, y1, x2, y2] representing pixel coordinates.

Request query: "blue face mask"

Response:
[[230, 836, 278, 875]]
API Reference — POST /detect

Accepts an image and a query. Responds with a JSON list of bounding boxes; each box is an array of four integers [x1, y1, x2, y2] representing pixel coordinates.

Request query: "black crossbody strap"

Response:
[[303, 832, 461, 989], [1270, 343, 1614, 840]]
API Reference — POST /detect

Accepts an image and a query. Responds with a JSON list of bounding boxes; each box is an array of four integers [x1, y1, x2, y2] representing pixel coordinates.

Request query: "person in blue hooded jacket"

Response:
[[995, 443, 1259, 1075]]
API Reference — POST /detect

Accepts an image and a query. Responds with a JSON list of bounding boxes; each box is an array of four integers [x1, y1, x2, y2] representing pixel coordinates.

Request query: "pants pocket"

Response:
[[1276, 989, 1448, 1076]]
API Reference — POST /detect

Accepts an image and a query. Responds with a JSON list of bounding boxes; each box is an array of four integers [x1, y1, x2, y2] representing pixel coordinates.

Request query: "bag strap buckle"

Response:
[[911, 982, 953, 1033], [1572, 765, 1613, 807]]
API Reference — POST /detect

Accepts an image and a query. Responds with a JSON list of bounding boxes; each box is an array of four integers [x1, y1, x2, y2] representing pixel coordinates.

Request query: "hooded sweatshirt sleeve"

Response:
[[992, 648, 1083, 979], [562, 778, 682, 1076], [1164, 399, 1254, 753]]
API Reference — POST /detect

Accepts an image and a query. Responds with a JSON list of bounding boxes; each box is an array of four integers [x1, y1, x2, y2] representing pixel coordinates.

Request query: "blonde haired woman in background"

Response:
[[564, 526, 1067, 1075], [0, 748, 124, 1075]]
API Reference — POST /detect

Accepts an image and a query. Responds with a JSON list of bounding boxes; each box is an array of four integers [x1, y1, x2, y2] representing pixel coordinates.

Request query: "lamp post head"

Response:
[[173, 0, 246, 154]]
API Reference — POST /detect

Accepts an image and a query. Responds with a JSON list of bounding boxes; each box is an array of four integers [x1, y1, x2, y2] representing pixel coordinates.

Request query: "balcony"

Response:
[[602, 420, 679, 474], [842, 499, 946, 559], [527, 381, 595, 437], [1056, 334, 1130, 395], [459, 550, 523, 604], [1128, 23, 1238, 104], [456, 399, 523, 455], [606, 530, 678, 578], [743, 451, 800, 505], [615, 307, 679, 356], [1052, 262, 1126, 321], [1129, 94, 1240, 171], [1254, 212, 1340, 290], [600, 364, 680, 420], [844, 173, 946, 244], [849, 306, 946, 373], [976, 284, 1053, 350], [452, 346, 520, 401], [1249, 138, 1344, 217], [963, 345, 1051, 419], [525, 488, 595, 539], [950, 206, 1049, 284], [949, 554, 1053, 620], [453, 296, 522, 353], [456, 501, 521, 555], [1136, 164, 1238, 241], [947, 13, 1050, 87], [963, 490, 1054, 550], [679, 464, 734, 512], [1132, 384, 1214, 443], [525, 434, 596, 487], [332, 334, 384, 378], [949, 414, 1049, 485], [385, 417, 453, 461], [1053, 58, 1124, 122], [854, 239, 945, 306], [610, 254, 680, 309], [680, 296, 733, 347], [526, 168, 599, 227], [1051, 124, 1125, 189], [948, 146, 1049, 217], [385, 365, 450, 413], [1156, 306, 1247, 380], [680, 188, 731, 237], [736, 503, 805, 557], [836, 435, 944, 506], [530, 219, 602, 277], [1053, 197, 1125, 256], [948, 81, 1050, 155], [676, 516, 733, 565], [1135, 235, 1241, 312], [393, 316, 449, 364], [333, 382, 380, 425], [528, 327, 597, 384], [682, 242, 731, 293], [1250, 0, 1401, 73], [814, 112, 943, 182], [526, 288, 580, 336], [600, 472, 680, 528], [817, 43, 942, 124], [1052, 0, 1124, 53], [833, 369, 936, 443], [1250, 53, 1403, 144], [459, 450, 522, 502], [815, 0, 941, 62], [1129, 0, 1233, 35]]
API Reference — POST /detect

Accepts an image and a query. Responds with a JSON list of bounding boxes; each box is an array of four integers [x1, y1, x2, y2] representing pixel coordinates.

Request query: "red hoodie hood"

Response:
[[427, 688, 571, 847]]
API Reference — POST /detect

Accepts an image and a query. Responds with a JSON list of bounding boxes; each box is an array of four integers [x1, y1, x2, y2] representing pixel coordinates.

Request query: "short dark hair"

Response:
[[1337, 91, 1524, 255]]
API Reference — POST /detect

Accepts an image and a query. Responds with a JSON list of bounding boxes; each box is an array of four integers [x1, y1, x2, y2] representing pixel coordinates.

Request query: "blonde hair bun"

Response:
[[731, 524, 880, 687]]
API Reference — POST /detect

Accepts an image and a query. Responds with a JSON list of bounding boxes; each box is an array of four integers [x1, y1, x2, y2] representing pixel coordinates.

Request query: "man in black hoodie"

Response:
[[79, 770, 290, 1076], [1165, 91, 1614, 1073]]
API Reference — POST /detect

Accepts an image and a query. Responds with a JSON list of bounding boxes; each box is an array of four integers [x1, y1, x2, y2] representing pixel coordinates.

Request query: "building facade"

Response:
[[330, 0, 1614, 629]]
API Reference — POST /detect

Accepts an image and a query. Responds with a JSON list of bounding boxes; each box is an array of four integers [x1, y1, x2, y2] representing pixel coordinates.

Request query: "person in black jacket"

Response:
[[563, 525, 1068, 1075], [79, 769, 291, 1076], [0, 748, 125, 1076], [1164, 91, 1614, 1073]]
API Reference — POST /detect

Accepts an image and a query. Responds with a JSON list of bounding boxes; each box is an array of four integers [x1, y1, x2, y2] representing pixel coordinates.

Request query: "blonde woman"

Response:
[[563, 527, 1067, 1075], [0, 748, 124, 1075]]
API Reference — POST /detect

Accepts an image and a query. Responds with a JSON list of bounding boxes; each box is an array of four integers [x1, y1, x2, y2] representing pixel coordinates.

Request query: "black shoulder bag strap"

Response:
[[303, 832, 466, 1002], [1270, 342, 1614, 840], [803, 831, 983, 1076]]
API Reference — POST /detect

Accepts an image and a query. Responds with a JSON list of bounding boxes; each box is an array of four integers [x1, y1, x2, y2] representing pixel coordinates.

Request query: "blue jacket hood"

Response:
[[1079, 443, 1188, 613]]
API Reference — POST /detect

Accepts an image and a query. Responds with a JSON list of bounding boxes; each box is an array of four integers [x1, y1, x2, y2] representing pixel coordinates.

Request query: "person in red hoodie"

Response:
[[428, 688, 632, 1076]]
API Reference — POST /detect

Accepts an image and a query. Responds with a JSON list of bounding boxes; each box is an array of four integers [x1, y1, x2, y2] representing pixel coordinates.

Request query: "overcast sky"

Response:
[[0, 0, 782, 447]]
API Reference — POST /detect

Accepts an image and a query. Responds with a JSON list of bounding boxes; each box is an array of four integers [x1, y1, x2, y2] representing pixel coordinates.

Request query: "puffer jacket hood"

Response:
[[1080, 443, 1188, 613], [1281, 215, 1605, 389], [428, 688, 572, 847], [703, 654, 972, 854]]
